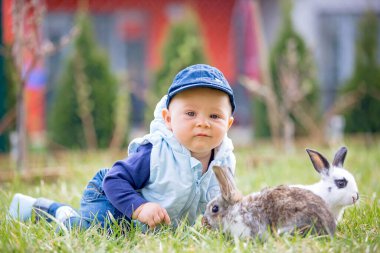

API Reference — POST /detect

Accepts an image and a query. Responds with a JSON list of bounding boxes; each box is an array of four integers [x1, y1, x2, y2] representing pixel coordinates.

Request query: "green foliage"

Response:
[[145, 9, 207, 123], [252, 100, 271, 137], [48, 12, 117, 149], [0, 46, 18, 152], [341, 11, 380, 133], [255, 0, 319, 137]]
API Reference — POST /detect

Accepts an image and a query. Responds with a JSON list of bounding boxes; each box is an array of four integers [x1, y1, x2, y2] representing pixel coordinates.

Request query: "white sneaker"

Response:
[[55, 206, 80, 222], [9, 193, 36, 221]]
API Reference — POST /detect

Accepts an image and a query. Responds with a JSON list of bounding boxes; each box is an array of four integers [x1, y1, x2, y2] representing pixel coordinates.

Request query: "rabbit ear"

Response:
[[332, 147, 347, 167], [306, 149, 331, 176], [212, 165, 242, 204]]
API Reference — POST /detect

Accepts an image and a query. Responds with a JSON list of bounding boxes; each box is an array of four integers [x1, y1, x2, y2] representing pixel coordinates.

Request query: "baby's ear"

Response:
[[161, 108, 172, 129], [228, 116, 234, 129]]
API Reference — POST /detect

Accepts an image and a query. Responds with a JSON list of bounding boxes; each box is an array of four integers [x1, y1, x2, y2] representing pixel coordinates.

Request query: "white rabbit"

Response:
[[292, 147, 359, 221], [202, 165, 336, 239]]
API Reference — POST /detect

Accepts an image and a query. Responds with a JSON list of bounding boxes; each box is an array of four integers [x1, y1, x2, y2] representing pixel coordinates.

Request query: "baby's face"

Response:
[[162, 87, 234, 157]]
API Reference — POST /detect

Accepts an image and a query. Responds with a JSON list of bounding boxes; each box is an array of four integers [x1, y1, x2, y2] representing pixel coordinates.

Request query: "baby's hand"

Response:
[[132, 202, 171, 229]]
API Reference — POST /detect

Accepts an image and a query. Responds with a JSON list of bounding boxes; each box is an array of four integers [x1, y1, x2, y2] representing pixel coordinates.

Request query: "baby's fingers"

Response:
[[161, 208, 171, 225], [148, 214, 165, 229], [147, 219, 157, 229], [153, 213, 163, 225]]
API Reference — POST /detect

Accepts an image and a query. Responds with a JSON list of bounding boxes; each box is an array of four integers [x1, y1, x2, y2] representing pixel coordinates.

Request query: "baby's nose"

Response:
[[196, 117, 211, 127]]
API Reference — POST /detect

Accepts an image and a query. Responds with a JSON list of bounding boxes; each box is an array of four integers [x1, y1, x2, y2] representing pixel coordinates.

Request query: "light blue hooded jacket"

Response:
[[128, 95, 236, 226]]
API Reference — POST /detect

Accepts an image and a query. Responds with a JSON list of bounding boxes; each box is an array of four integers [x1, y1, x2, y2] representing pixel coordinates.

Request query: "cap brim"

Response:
[[168, 82, 232, 99], [167, 82, 236, 113]]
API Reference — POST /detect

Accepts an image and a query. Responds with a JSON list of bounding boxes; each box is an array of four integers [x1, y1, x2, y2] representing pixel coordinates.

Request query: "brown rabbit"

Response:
[[202, 165, 336, 239]]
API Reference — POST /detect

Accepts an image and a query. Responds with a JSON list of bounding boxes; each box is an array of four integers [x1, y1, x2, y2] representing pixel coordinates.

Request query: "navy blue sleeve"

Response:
[[103, 143, 152, 219]]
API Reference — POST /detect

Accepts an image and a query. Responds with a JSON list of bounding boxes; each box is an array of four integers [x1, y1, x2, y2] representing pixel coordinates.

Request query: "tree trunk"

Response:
[[252, 1, 281, 148], [109, 76, 130, 149], [15, 86, 27, 172], [74, 54, 98, 150]]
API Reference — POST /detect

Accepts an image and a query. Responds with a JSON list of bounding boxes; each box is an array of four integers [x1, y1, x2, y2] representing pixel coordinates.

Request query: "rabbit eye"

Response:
[[335, 178, 347, 188], [212, 205, 219, 213]]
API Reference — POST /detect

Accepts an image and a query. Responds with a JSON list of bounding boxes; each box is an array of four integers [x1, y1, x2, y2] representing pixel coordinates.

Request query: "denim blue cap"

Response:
[[166, 64, 236, 113]]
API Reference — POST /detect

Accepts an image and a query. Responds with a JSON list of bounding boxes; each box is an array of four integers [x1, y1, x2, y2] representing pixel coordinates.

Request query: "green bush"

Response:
[[48, 12, 117, 149], [341, 11, 380, 133], [252, 100, 270, 137], [255, 1, 319, 137], [145, 9, 207, 123], [0, 46, 18, 152]]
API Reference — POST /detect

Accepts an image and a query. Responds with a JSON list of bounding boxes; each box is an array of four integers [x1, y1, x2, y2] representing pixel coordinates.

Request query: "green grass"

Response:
[[1, 137, 379, 252]]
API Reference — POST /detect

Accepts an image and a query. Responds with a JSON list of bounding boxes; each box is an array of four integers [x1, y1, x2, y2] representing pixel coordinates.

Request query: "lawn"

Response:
[[0, 137, 379, 252]]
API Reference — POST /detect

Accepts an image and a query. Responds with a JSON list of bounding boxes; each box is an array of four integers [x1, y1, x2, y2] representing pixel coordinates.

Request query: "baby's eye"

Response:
[[186, 111, 195, 117], [210, 114, 220, 119]]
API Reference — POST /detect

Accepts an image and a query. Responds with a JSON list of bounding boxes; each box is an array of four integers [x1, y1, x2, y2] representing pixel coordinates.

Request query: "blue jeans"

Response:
[[49, 168, 127, 230]]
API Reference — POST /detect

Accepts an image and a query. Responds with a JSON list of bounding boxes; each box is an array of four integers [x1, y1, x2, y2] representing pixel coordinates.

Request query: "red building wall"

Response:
[[2, 0, 13, 44], [45, 0, 236, 79]]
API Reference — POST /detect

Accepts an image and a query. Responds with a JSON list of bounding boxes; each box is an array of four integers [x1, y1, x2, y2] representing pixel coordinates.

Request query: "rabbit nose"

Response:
[[352, 192, 359, 203], [202, 216, 211, 228]]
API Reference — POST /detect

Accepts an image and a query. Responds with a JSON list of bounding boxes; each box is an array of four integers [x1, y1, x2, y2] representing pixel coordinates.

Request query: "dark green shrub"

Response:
[[341, 11, 380, 133], [0, 46, 18, 152], [48, 12, 117, 149], [145, 9, 207, 123], [255, 0, 319, 137]]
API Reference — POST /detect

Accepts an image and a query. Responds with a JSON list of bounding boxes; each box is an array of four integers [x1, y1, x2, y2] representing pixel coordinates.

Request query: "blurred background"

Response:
[[0, 0, 379, 175]]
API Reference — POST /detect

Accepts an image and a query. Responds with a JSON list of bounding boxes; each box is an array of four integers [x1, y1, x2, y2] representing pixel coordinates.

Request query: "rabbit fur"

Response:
[[291, 147, 359, 221], [202, 165, 336, 239]]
